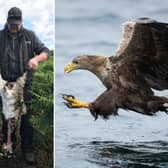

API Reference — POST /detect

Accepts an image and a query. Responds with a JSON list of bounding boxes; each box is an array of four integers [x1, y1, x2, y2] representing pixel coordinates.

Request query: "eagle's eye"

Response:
[[73, 61, 78, 64]]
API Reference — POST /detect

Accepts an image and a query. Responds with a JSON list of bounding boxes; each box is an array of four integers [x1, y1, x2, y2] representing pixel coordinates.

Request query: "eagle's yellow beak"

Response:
[[64, 63, 78, 73]]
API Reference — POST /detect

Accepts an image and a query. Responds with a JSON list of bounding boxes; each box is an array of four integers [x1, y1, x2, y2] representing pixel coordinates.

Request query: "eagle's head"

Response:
[[64, 55, 108, 73], [64, 55, 112, 88]]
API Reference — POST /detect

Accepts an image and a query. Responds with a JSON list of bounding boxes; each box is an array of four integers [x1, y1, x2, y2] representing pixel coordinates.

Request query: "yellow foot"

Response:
[[62, 94, 89, 108]]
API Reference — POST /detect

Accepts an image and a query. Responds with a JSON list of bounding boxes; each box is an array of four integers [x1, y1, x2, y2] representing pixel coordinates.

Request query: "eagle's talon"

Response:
[[67, 95, 75, 99], [62, 94, 75, 102], [64, 102, 73, 108], [63, 94, 89, 109]]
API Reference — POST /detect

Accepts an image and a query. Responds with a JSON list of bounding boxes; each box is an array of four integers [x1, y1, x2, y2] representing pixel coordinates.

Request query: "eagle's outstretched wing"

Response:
[[112, 18, 168, 90]]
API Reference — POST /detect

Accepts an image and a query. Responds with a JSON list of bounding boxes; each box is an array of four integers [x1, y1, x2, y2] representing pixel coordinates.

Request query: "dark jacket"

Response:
[[0, 25, 49, 81]]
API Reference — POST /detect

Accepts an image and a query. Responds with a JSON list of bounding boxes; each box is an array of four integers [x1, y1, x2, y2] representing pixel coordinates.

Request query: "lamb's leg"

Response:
[[2, 119, 14, 158]]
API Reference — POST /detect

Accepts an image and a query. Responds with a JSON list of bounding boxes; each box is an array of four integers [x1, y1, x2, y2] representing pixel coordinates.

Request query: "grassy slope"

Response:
[[30, 55, 53, 167]]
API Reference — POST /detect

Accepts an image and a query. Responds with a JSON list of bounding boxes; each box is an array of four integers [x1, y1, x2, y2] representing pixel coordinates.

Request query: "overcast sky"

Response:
[[0, 0, 54, 49]]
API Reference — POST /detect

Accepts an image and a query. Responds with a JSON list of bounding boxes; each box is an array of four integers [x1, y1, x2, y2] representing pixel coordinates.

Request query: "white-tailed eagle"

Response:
[[63, 18, 168, 120]]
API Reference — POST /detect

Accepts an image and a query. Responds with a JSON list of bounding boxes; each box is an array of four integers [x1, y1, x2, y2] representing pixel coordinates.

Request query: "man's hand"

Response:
[[28, 52, 48, 70], [28, 57, 38, 70]]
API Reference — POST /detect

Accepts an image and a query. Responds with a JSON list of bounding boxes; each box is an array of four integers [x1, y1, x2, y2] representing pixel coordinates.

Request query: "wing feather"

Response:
[[112, 18, 168, 90], [114, 18, 157, 58]]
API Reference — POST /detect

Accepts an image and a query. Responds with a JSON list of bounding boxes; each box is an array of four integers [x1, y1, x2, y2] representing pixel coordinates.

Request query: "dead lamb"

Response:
[[0, 73, 27, 158]]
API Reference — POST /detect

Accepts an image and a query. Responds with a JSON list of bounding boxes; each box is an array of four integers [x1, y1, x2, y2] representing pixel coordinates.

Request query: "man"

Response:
[[0, 7, 49, 163]]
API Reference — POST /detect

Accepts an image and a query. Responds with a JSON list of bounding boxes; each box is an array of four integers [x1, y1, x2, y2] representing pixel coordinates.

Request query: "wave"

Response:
[[68, 140, 168, 168]]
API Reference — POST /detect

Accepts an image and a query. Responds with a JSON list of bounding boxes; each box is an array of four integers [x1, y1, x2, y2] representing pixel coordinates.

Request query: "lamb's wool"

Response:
[[0, 73, 27, 120]]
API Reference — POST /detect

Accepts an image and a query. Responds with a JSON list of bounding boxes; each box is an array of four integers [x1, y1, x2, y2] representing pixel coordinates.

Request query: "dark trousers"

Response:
[[1, 71, 34, 151]]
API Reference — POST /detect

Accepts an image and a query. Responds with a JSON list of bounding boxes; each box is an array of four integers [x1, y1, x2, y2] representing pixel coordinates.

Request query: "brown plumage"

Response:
[[63, 18, 168, 119]]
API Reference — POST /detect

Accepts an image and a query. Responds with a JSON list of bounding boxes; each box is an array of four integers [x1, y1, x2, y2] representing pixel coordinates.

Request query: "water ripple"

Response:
[[68, 141, 168, 168]]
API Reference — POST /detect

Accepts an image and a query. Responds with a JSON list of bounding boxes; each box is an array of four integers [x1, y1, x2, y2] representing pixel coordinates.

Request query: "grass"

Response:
[[30, 53, 53, 167]]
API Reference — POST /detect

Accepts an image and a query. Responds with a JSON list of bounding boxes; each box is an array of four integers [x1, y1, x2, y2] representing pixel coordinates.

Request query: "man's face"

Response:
[[7, 22, 22, 33]]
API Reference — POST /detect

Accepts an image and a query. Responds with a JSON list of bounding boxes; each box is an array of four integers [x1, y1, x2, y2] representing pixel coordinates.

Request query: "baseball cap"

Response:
[[7, 7, 22, 24]]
